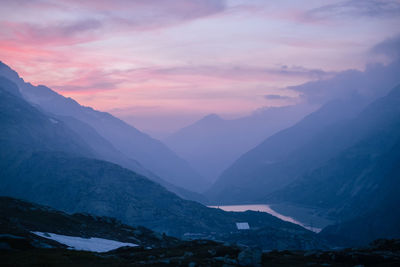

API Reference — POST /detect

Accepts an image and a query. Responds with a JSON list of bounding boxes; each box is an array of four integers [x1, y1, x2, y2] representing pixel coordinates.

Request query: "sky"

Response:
[[0, 0, 399, 135]]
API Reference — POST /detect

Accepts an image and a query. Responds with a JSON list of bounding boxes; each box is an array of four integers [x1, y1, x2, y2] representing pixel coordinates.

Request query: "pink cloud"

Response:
[[0, 20, 102, 46]]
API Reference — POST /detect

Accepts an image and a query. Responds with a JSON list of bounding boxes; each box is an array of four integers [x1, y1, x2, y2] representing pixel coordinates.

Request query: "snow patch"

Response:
[[32, 232, 138, 252]]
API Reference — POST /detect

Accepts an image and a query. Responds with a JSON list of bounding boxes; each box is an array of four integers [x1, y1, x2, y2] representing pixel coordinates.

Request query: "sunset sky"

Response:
[[1, 0, 399, 134]]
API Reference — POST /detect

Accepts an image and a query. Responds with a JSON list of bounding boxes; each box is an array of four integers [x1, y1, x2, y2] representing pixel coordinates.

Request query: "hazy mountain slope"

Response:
[[0, 79, 94, 161], [269, 85, 400, 225], [58, 115, 146, 173], [207, 97, 368, 203], [0, 61, 207, 192], [164, 105, 316, 183], [57, 115, 207, 203], [0, 73, 206, 202]]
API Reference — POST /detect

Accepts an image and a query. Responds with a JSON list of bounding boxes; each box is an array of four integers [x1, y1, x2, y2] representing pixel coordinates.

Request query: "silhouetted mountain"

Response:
[[0, 80, 322, 249], [207, 96, 369, 203], [0, 61, 207, 192], [165, 105, 316, 183]]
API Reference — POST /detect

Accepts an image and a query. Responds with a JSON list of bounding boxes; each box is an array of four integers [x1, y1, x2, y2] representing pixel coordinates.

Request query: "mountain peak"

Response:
[[0, 61, 28, 90]]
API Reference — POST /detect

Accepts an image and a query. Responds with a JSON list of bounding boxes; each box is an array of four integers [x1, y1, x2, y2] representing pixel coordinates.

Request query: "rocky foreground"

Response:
[[1, 235, 400, 266], [1, 196, 399, 266]]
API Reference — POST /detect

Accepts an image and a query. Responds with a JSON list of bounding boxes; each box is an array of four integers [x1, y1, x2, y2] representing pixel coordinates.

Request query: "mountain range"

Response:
[[0, 68, 324, 250], [1, 59, 399, 247]]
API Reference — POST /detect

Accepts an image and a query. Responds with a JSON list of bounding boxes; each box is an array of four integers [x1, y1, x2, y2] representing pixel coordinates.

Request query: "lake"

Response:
[[208, 204, 332, 233]]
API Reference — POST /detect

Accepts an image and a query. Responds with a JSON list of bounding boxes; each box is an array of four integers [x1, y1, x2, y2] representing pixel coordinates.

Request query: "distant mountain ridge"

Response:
[[0, 61, 207, 193], [165, 104, 316, 183], [207, 96, 369, 203]]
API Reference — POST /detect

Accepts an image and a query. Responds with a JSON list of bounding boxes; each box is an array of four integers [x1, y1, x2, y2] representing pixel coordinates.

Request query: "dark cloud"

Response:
[[0, 19, 102, 45], [0, 0, 227, 46], [57, 20, 102, 36], [305, 0, 400, 20], [286, 34, 400, 105], [64, 0, 227, 31], [289, 60, 400, 105], [371, 34, 400, 60]]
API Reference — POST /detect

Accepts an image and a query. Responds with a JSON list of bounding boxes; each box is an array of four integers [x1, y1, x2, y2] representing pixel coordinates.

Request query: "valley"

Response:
[[1, 2, 399, 264]]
